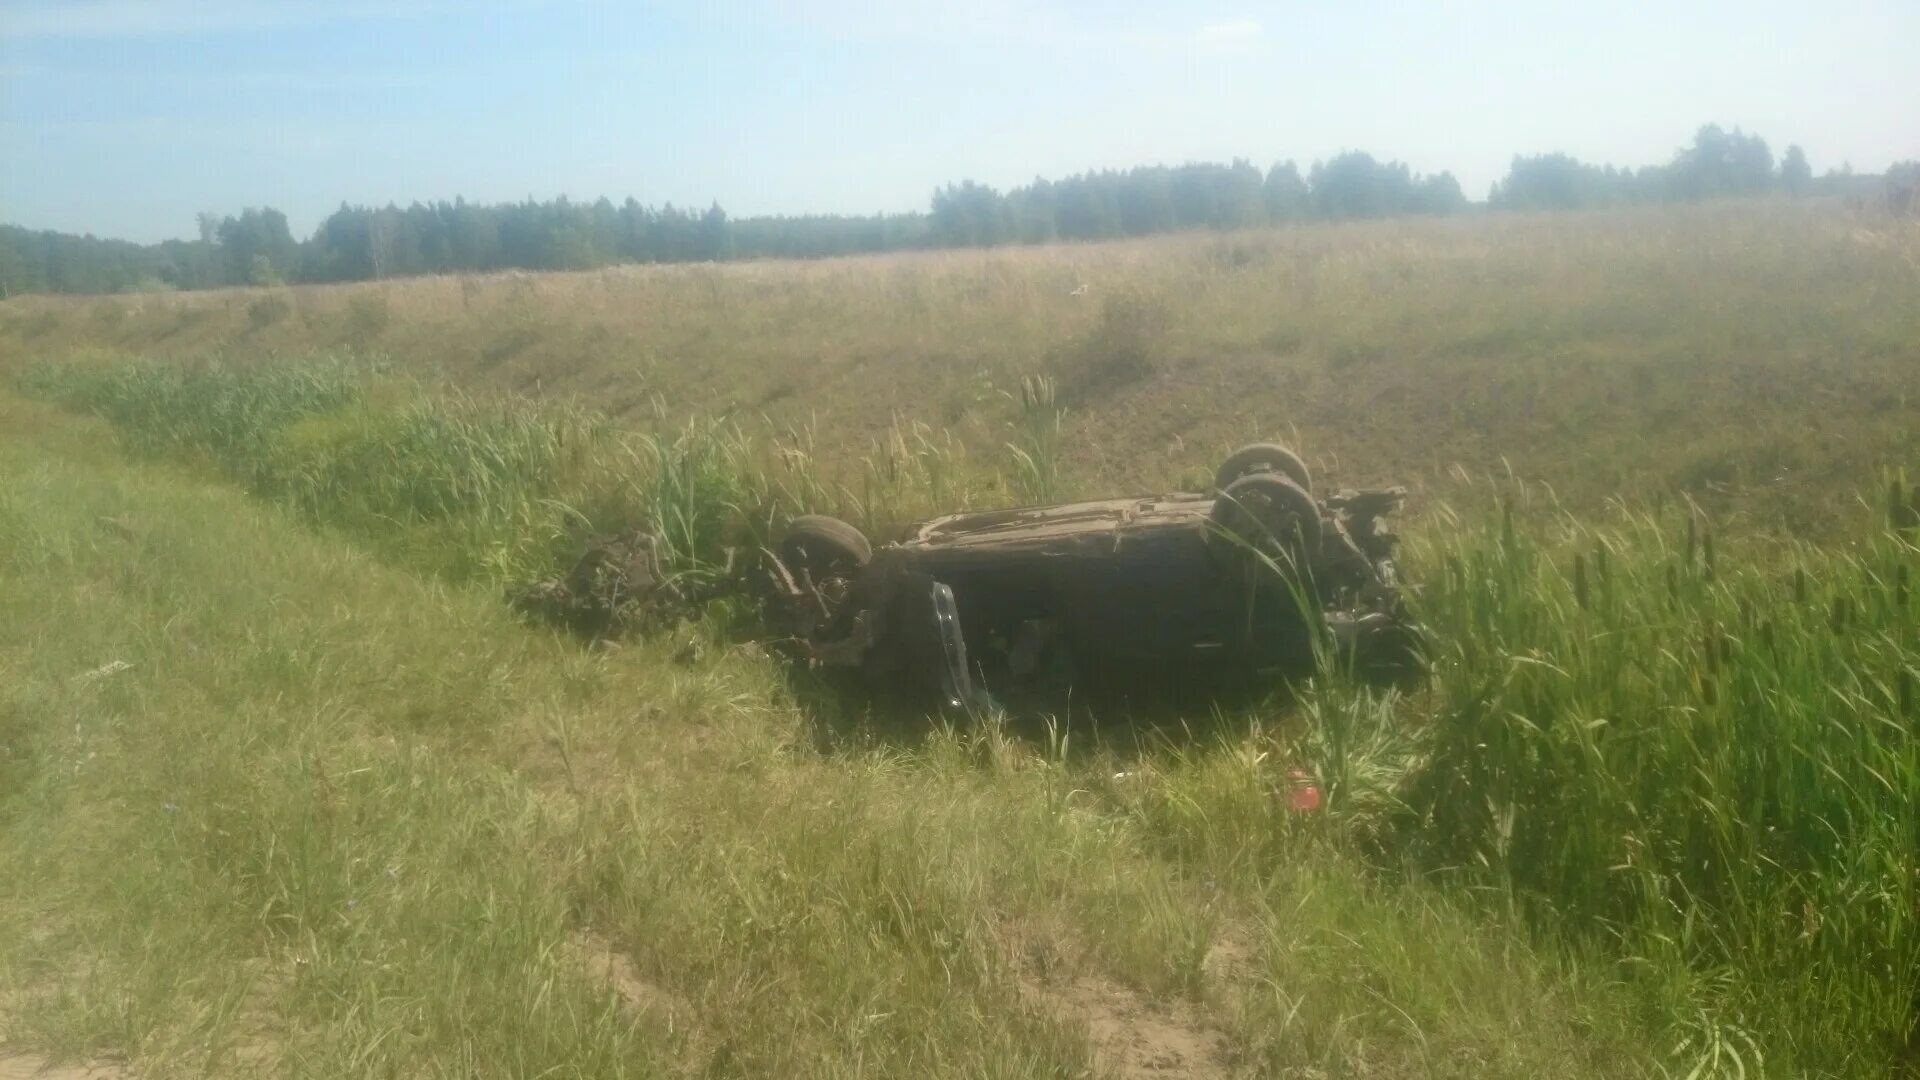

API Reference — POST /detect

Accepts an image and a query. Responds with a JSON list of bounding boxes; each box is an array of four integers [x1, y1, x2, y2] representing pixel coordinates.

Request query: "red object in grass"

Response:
[[1286, 767, 1323, 812]]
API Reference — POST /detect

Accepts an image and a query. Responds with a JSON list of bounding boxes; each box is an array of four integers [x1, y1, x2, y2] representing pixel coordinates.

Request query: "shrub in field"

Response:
[[1053, 284, 1171, 399], [247, 294, 292, 330], [342, 293, 392, 345]]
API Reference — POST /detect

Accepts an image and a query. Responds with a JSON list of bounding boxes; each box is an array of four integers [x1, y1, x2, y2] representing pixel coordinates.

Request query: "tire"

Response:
[[1210, 473, 1322, 558], [1214, 443, 1312, 495], [1353, 620, 1427, 687], [781, 515, 871, 578]]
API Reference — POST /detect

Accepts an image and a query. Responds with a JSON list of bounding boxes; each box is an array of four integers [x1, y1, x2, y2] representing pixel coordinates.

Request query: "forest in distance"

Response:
[[2, 122, 1913, 298]]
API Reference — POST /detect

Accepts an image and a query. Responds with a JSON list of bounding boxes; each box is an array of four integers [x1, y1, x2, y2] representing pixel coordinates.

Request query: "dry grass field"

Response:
[[7, 199, 1917, 535], [3, 199, 1918, 1078]]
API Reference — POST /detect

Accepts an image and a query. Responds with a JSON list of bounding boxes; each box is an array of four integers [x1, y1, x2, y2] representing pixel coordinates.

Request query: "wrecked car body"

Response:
[[761, 444, 1421, 714]]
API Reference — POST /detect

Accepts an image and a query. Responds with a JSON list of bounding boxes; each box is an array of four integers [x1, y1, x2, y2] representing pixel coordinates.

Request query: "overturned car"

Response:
[[761, 444, 1421, 714]]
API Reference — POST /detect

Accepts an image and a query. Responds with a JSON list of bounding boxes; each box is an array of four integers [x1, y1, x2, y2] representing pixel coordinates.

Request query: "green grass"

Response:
[[16, 355, 639, 588], [15, 356, 1050, 598], [1400, 490, 1919, 1072], [0, 397, 666, 1076], [4, 199, 1918, 1075], [9, 354, 1920, 1075], [0, 391, 1659, 1077]]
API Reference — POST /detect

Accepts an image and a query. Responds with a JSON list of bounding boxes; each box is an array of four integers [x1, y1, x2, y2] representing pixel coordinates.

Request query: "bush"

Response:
[[247, 254, 285, 287], [342, 293, 392, 345], [247, 295, 292, 330], [1053, 284, 1172, 399]]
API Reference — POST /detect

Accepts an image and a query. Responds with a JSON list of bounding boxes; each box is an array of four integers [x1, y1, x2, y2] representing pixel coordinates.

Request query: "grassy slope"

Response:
[[4, 201, 1916, 1077], [6, 201, 1918, 536], [0, 393, 1656, 1076]]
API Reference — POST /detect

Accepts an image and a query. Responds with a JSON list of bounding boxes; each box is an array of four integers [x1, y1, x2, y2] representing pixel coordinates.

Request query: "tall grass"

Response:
[[16, 358, 1022, 594], [1006, 374, 1065, 503], [16, 353, 365, 468], [1398, 492, 1920, 1067], [19, 358, 786, 590]]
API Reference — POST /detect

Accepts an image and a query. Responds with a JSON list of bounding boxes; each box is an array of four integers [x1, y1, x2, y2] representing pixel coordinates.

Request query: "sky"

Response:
[[2, 0, 1916, 244]]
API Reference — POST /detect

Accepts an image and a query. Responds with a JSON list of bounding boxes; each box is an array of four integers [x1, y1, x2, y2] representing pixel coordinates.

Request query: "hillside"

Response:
[[4, 199, 1920, 1076], [6, 200, 1917, 537], [0, 391, 1671, 1077]]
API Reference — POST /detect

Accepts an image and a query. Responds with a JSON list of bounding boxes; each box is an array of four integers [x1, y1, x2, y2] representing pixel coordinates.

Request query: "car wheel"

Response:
[[1211, 473, 1323, 561], [781, 515, 872, 578], [1215, 443, 1312, 495], [1354, 619, 1427, 686]]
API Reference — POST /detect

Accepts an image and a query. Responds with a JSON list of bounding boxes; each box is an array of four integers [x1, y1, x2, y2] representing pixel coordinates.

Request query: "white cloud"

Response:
[[1191, 18, 1267, 56]]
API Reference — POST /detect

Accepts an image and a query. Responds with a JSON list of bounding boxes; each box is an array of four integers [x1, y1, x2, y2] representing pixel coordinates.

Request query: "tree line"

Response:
[[929, 154, 1466, 247], [1492, 125, 1814, 209], [0, 125, 1905, 296]]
